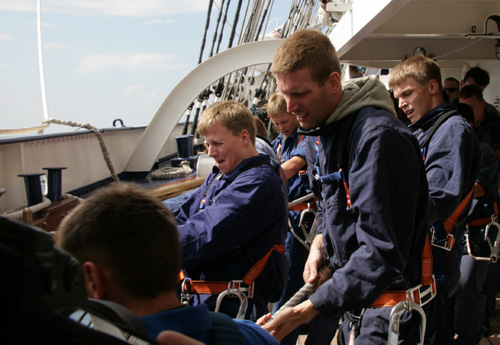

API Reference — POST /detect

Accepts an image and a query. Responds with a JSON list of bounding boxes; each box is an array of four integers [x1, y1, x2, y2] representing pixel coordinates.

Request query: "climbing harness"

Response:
[[420, 110, 473, 251], [178, 244, 284, 319], [430, 190, 473, 251], [151, 161, 193, 180], [215, 284, 249, 319], [369, 234, 436, 308], [312, 112, 435, 344], [466, 203, 500, 262], [387, 301, 426, 345]]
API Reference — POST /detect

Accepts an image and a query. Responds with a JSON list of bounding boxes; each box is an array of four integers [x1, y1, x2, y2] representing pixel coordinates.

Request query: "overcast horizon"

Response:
[[0, 0, 289, 134]]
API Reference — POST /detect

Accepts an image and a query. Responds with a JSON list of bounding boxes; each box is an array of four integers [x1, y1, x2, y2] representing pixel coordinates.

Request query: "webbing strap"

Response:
[[243, 244, 284, 285], [442, 190, 473, 234], [178, 244, 285, 295], [289, 202, 318, 212], [370, 234, 436, 308], [468, 202, 499, 228]]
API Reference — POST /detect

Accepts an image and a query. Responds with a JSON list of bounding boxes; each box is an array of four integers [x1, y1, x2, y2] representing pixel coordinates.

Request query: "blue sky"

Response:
[[0, 0, 289, 133]]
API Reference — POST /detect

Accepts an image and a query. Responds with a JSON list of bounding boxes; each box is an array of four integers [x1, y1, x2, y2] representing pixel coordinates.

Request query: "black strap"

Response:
[[420, 110, 457, 151]]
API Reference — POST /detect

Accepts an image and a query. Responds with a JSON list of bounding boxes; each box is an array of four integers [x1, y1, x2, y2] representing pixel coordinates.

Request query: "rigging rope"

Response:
[[254, 0, 272, 41], [228, 0, 244, 48], [198, 0, 214, 64], [43, 118, 119, 182], [209, 0, 226, 58], [216, 0, 232, 54]]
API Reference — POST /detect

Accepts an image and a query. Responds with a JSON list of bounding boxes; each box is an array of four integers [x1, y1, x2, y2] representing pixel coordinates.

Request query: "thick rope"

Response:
[[2, 196, 52, 220], [288, 192, 315, 208], [151, 161, 193, 180], [43, 118, 119, 182]]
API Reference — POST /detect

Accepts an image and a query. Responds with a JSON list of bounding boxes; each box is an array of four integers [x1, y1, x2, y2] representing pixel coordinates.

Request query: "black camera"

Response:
[[0, 216, 157, 345]]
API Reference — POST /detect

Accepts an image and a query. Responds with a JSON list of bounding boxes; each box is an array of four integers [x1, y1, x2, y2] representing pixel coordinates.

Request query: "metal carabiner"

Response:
[[214, 288, 248, 319], [387, 301, 426, 345], [485, 220, 500, 263], [180, 278, 192, 305], [299, 205, 317, 247]]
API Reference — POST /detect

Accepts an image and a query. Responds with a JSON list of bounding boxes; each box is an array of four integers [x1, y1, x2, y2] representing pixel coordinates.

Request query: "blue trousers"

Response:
[[453, 254, 489, 345], [341, 307, 421, 345]]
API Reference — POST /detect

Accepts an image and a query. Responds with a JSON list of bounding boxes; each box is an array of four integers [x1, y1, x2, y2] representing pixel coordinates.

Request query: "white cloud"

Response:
[[143, 19, 176, 25], [0, 33, 12, 40], [75, 53, 182, 72], [0, 0, 209, 16]]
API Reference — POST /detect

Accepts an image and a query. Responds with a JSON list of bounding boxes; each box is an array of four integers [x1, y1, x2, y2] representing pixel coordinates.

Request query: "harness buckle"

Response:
[[406, 276, 436, 307], [227, 280, 254, 298], [430, 228, 455, 251]]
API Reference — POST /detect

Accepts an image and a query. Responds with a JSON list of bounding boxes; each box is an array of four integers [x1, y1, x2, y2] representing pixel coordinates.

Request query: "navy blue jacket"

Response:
[[410, 102, 480, 228], [302, 107, 429, 318]]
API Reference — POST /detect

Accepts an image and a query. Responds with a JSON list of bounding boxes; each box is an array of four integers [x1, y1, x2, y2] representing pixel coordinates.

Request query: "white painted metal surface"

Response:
[[125, 39, 284, 173]]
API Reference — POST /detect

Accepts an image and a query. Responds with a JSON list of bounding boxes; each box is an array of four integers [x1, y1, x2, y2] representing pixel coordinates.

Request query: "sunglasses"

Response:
[[444, 88, 459, 92]]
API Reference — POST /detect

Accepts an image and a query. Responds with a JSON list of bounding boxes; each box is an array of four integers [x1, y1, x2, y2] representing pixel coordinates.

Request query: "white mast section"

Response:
[[37, 0, 50, 129]]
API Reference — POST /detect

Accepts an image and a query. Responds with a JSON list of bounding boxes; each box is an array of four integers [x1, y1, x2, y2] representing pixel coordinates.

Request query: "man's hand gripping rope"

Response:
[[257, 234, 332, 341]]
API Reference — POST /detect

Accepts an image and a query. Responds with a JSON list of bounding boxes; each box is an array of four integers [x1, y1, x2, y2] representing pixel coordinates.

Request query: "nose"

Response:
[[284, 95, 299, 114], [398, 98, 406, 109], [206, 145, 216, 157]]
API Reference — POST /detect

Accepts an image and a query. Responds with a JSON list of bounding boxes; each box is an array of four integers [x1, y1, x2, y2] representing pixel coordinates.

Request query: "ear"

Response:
[[82, 261, 108, 300], [240, 129, 251, 146], [428, 79, 440, 95], [326, 71, 341, 95]]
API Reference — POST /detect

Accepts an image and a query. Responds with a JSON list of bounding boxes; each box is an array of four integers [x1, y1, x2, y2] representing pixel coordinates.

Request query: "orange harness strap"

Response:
[[179, 244, 285, 296], [443, 190, 474, 234], [370, 234, 436, 308], [468, 202, 499, 228], [289, 202, 318, 212]]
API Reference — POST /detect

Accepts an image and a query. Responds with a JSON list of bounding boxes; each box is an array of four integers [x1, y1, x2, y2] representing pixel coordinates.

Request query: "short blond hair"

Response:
[[198, 101, 256, 145], [272, 29, 341, 85], [389, 56, 442, 91], [267, 92, 287, 118]]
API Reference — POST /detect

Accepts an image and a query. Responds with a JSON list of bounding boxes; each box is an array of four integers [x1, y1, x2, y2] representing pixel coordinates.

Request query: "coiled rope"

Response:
[[151, 161, 193, 180]]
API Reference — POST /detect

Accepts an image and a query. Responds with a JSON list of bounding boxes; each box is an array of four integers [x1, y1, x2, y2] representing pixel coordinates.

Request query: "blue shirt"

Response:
[[272, 131, 310, 203], [140, 304, 278, 345]]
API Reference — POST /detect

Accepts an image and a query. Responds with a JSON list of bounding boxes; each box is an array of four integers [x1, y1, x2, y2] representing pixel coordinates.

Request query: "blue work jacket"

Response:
[[301, 106, 429, 318]]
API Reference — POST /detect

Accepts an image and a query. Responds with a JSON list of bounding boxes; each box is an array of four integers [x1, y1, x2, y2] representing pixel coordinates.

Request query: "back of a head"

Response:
[[272, 29, 341, 85], [58, 182, 181, 299], [254, 117, 268, 137], [456, 102, 475, 125], [198, 100, 257, 144], [459, 84, 484, 101], [389, 55, 442, 90], [267, 92, 287, 118], [463, 67, 490, 88]]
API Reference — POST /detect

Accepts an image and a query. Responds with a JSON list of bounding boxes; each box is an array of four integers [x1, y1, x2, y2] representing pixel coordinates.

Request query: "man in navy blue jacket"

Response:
[[261, 29, 431, 345], [175, 100, 288, 320], [390, 56, 480, 344]]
